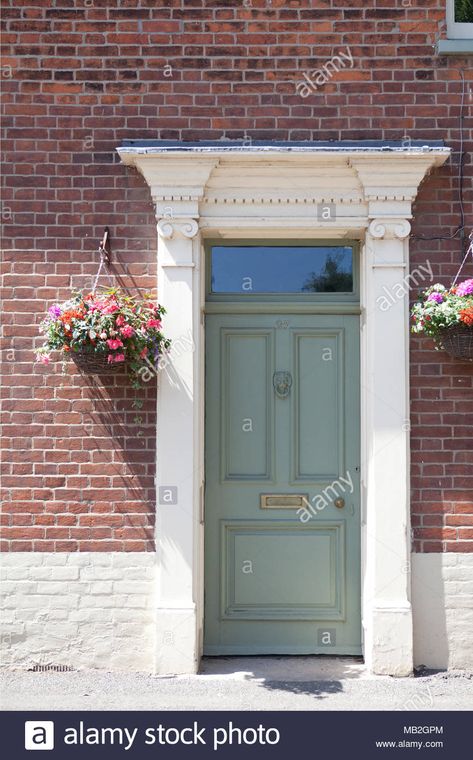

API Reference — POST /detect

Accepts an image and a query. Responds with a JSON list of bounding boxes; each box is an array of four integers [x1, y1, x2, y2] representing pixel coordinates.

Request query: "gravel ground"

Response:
[[1, 657, 472, 711]]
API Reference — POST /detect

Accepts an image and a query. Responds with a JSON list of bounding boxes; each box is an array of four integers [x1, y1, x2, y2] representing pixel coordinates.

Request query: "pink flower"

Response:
[[139, 347, 148, 358], [48, 304, 61, 318], [120, 324, 134, 338], [100, 332, 107, 339], [37, 353, 50, 364], [115, 315, 125, 326], [427, 292, 444, 304], [146, 318, 162, 328], [107, 352, 124, 364], [102, 301, 119, 314], [107, 338, 123, 350], [457, 279, 473, 297]]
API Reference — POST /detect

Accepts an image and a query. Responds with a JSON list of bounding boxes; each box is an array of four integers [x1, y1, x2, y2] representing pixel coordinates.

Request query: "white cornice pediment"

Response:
[[117, 146, 450, 217], [118, 154, 220, 209], [348, 153, 448, 202]]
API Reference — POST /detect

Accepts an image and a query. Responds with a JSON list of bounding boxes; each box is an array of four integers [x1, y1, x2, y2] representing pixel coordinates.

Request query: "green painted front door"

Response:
[[204, 313, 361, 655]]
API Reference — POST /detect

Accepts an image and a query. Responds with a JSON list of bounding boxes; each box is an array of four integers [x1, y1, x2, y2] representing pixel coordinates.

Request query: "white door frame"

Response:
[[118, 145, 450, 675]]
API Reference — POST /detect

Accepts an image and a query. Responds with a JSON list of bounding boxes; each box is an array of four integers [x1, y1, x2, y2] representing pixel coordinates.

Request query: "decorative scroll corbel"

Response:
[[157, 218, 199, 240], [368, 218, 411, 240]]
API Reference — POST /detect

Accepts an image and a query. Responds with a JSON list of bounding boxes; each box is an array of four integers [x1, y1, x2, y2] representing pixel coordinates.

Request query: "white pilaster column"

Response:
[[153, 217, 202, 674], [362, 216, 413, 676]]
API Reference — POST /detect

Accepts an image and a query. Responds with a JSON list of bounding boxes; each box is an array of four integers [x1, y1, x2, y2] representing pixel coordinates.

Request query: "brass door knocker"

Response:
[[273, 371, 292, 399]]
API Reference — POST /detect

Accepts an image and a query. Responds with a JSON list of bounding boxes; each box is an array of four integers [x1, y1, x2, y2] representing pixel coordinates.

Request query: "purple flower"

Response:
[[427, 292, 444, 304], [48, 304, 61, 318], [456, 279, 473, 297]]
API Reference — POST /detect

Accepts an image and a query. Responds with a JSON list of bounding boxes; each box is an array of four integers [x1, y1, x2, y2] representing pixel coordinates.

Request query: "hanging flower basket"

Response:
[[36, 288, 171, 386], [438, 324, 473, 361], [70, 346, 119, 374], [411, 278, 473, 361]]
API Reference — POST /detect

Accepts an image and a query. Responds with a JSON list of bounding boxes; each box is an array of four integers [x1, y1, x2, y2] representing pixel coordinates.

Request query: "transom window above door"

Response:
[[208, 243, 358, 299]]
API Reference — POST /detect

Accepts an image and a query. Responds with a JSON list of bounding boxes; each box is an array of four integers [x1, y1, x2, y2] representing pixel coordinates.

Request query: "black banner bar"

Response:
[[1, 710, 469, 759]]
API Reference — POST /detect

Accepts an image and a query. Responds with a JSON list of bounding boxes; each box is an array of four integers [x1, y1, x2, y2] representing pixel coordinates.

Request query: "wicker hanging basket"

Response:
[[71, 347, 121, 374], [439, 324, 473, 361]]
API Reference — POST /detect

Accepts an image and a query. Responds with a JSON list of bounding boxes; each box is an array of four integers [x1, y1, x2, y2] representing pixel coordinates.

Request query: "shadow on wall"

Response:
[[78, 371, 158, 544], [25, 254, 160, 551], [70, 254, 160, 519]]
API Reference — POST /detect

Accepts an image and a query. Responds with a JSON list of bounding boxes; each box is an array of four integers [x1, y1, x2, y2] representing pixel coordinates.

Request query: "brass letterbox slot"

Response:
[[260, 494, 309, 510]]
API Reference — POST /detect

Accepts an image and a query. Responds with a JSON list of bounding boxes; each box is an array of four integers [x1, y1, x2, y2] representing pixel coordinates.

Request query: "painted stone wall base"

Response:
[[412, 552, 473, 670], [3, 551, 472, 673], [366, 606, 414, 677], [155, 606, 199, 675], [0, 553, 156, 672]]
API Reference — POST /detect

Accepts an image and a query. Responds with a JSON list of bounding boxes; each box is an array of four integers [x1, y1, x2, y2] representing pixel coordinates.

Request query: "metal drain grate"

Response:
[[29, 664, 75, 672]]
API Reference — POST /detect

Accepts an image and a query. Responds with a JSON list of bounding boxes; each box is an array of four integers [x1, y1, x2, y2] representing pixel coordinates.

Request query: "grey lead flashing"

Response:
[[437, 39, 473, 55], [118, 139, 447, 155]]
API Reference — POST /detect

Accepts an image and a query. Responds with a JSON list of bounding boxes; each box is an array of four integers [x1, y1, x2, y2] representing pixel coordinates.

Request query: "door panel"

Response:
[[204, 313, 360, 655], [222, 330, 273, 480], [222, 521, 345, 620], [294, 330, 344, 482]]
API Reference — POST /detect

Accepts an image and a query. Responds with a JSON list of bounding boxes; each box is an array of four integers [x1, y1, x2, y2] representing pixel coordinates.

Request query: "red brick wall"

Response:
[[1, 0, 472, 552]]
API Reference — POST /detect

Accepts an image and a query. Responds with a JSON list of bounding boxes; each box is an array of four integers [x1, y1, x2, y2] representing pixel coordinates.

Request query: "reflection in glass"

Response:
[[211, 246, 354, 294], [455, 0, 473, 22], [302, 251, 353, 293]]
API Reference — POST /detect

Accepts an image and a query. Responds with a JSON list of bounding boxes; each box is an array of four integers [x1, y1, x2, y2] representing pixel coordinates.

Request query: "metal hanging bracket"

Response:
[[99, 227, 111, 265], [91, 227, 113, 293]]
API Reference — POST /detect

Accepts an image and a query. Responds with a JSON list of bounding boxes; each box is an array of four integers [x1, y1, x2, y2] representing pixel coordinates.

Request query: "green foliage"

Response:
[[302, 253, 352, 293], [455, 0, 473, 23]]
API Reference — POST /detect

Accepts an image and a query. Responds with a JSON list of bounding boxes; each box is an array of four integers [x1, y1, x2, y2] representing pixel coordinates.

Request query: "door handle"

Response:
[[334, 498, 345, 509], [273, 371, 292, 399]]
